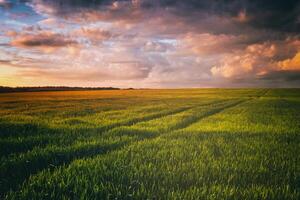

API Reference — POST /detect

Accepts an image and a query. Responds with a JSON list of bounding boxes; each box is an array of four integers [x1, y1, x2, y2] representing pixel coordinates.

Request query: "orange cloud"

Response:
[[5, 30, 18, 37], [246, 43, 277, 58], [211, 43, 278, 78], [211, 55, 255, 78], [277, 52, 300, 71]]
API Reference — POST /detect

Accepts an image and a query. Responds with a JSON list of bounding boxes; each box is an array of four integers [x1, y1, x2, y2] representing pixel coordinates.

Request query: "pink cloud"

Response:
[[72, 27, 113, 44]]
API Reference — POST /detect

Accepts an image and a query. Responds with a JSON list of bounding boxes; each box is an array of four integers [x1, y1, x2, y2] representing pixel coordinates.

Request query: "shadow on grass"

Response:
[[0, 99, 247, 197]]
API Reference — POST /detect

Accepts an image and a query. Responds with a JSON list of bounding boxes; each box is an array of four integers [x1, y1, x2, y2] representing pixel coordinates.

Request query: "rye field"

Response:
[[0, 89, 299, 199]]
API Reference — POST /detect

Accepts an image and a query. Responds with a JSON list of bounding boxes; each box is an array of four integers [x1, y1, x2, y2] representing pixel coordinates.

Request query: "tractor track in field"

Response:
[[0, 99, 229, 157], [108, 89, 269, 141], [0, 99, 220, 139], [95, 99, 231, 133], [0, 103, 198, 157], [172, 100, 247, 131], [168, 89, 269, 132], [103, 89, 269, 145], [1, 99, 229, 159]]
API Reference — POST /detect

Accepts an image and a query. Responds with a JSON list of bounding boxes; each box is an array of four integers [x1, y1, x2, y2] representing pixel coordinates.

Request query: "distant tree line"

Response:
[[0, 86, 121, 93]]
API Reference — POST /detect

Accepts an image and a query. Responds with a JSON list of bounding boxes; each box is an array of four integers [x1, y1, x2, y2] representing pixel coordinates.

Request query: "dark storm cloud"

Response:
[[25, 0, 300, 33], [163, 0, 300, 33], [243, 0, 300, 33], [258, 70, 300, 82]]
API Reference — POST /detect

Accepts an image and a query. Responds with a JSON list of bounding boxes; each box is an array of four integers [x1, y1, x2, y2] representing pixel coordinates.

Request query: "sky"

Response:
[[0, 0, 300, 88]]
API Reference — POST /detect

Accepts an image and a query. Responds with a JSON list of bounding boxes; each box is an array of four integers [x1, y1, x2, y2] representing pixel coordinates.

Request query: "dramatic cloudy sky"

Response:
[[0, 0, 300, 87]]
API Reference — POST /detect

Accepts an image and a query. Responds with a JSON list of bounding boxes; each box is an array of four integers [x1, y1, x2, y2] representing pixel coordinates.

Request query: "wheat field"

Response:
[[0, 89, 299, 199]]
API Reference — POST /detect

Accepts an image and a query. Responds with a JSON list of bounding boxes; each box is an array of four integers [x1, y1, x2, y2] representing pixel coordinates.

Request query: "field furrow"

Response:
[[0, 98, 231, 158]]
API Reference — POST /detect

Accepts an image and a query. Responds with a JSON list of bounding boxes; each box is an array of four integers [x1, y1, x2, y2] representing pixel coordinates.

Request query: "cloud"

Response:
[[72, 28, 113, 44], [26, 1, 300, 33], [277, 52, 300, 70], [17, 60, 152, 82], [142, 41, 171, 52], [27, 0, 141, 23], [0, 59, 12, 65], [37, 18, 66, 29], [5, 30, 18, 37], [1, 1, 300, 87], [209, 38, 300, 86], [180, 33, 242, 55], [24, 1, 300, 46], [0, 0, 12, 8], [210, 42, 294, 79], [10, 31, 78, 52], [258, 70, 300, 82]]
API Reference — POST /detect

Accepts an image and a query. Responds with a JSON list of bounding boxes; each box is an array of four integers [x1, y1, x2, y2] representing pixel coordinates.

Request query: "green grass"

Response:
[[0, 89, 299, 199]]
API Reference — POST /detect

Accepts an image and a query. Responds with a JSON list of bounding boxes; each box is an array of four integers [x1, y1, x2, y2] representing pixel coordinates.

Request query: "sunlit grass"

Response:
[[0, 89, 299, 199]]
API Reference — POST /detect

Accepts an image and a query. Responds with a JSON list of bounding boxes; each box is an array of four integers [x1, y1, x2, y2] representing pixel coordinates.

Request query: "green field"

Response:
[[0, 89, 299, 199]]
